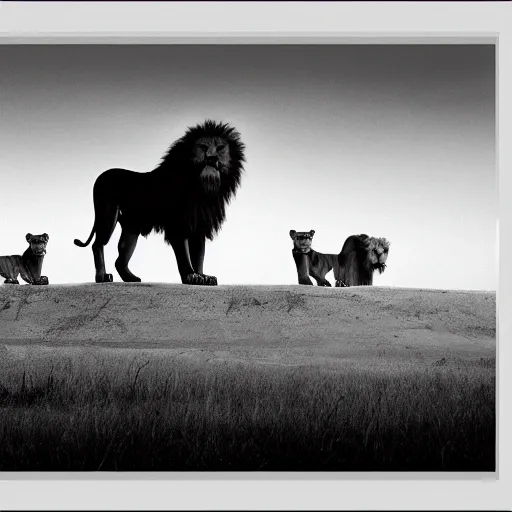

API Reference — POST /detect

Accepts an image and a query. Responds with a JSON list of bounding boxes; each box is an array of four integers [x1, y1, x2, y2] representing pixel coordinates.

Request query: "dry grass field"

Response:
[[0, 283, 496, 471]]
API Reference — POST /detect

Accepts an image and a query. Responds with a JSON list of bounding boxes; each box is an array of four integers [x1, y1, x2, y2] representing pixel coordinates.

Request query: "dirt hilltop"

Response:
[[0, 284, 496, 370]]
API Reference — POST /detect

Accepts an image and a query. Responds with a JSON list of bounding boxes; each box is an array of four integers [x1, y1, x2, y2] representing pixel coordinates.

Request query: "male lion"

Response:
[[74, 120, 245, 286], [336, 234, 390, 287], [0, 233, 49, 285], [289, 230, 390, 287]]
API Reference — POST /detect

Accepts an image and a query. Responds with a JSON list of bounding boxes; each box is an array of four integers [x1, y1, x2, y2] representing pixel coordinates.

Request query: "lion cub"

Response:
[[0, 233, 49, 285], [289, 230, 339, 286]]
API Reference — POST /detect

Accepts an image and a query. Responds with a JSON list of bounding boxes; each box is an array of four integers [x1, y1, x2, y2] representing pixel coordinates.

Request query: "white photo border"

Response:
[[0, 1, 510, 510]]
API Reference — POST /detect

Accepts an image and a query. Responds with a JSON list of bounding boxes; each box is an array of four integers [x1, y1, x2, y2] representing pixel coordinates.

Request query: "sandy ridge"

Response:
[[0, 284, 496, 369]]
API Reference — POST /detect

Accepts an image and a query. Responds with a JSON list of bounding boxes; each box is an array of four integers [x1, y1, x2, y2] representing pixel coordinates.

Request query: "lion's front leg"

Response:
[[188, 235, 217, 286], [170, 237, 217, 286], [293, 251, 313, 286]]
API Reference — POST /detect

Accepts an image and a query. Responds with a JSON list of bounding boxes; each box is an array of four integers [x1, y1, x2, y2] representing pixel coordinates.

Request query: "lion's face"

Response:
[[290, 230, 315, 254], [367, 238, 390, 274], [193, 137, 231, 194], [26, 233, 49, 256]]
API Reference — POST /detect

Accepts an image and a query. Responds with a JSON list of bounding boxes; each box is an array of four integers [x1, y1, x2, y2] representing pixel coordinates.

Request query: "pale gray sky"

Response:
[[0, 45, 496, 290]]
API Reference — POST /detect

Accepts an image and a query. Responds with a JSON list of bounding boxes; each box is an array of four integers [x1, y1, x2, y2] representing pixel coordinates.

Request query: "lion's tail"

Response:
[[74, 225, 95, 248]]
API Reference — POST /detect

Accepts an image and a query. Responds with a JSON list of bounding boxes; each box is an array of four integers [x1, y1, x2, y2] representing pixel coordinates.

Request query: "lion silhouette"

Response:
[[74, 120, 245, 286]]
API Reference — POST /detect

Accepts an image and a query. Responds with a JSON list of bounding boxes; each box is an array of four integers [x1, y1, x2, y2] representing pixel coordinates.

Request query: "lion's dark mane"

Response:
[[337, 234, 378, 286], [141, 120, 246, 243]]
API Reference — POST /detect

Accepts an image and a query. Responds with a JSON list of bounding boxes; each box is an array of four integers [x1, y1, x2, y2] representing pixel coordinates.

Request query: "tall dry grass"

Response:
[[0, 349, 495, 471]]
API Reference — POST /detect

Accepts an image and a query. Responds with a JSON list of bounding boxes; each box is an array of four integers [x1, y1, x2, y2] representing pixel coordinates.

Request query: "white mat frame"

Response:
[[0, 1, 510, 510]]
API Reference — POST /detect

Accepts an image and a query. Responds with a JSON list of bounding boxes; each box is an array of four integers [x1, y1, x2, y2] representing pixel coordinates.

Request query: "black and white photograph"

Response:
[[0, 42, 496, 473]]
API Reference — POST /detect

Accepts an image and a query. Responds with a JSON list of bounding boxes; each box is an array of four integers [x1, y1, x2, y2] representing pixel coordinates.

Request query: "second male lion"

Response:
[[336, 234, 390, 286], [74, 120, 246, 286]]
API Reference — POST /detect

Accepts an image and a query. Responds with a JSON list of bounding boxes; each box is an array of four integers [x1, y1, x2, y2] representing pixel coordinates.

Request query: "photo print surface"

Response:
[[0, 44, 496, 471]]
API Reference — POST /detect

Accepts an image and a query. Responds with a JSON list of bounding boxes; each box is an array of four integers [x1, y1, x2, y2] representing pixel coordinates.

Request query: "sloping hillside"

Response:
[[0, 284, 495, 370]]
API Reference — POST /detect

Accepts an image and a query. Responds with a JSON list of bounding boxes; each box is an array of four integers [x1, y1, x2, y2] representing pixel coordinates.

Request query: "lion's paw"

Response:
[[335, 279, 348, 288], [115, 261, 141, 283], [34, 276, 49, 285], [95, 273, 113, 283], [199, 274, 218, 286], [183, 273, 217, 286], [183, 273, 205, 286], [320, 280, 332, 287], [4, 278, 19, 285]]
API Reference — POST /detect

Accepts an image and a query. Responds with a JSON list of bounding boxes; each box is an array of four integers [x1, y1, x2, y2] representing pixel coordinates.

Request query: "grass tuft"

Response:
[[0, 349, 495, 471]]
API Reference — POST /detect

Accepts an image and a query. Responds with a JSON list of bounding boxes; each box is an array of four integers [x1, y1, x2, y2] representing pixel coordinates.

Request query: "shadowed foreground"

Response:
[[0, 283, 496, 471]]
